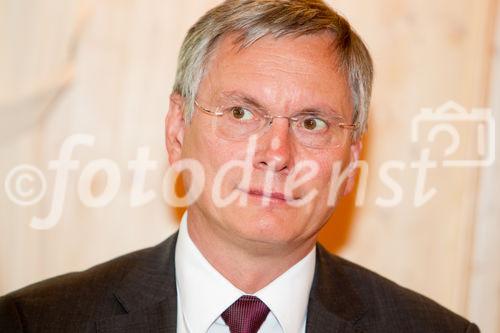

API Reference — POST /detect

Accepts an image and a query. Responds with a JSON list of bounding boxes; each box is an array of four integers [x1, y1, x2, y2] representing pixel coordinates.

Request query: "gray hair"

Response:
[[172, 0, 373, 140]]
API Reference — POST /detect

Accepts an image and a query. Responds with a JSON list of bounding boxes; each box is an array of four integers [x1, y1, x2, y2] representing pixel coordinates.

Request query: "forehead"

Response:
[[197, 32, 353, 117]]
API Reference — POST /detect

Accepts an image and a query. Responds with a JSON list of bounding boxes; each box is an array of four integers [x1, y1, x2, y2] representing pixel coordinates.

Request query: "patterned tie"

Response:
[[221, 295, 270, 333]]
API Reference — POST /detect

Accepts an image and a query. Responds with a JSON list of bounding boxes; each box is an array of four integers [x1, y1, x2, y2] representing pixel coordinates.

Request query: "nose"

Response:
[[253, 118, 294, 173]]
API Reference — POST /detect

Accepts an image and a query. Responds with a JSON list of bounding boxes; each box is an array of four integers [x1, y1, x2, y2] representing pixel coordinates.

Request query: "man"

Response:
[[0, 0, 480, 332]]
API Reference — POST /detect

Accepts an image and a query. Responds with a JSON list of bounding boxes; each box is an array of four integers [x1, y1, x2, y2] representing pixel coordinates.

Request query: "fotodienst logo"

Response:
[[3, 101, 496, 230]]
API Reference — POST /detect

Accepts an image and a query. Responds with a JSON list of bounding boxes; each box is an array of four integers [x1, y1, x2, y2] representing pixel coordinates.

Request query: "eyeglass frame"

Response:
[[193, 99, 359, 148]]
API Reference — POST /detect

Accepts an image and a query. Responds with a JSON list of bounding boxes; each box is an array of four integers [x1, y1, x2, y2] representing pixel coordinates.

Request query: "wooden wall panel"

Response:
[[467, 3, 500, 332]]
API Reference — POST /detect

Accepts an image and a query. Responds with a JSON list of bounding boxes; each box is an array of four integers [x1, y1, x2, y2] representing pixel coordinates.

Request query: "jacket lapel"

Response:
[[306, 244, 367, 333], [95, 299, 176, 333], [96, 233, 179, 333], [94, 235, 368, 332]]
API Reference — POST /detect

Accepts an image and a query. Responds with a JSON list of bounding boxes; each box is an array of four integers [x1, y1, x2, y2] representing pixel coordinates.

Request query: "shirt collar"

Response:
[[254, 244, 316, 333], [175, 211, 316, 333]]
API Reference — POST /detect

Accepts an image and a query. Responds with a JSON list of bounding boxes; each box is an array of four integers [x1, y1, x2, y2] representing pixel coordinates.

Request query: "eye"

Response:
[[301, 117, 328, 131], [229, 106, 255, 121]]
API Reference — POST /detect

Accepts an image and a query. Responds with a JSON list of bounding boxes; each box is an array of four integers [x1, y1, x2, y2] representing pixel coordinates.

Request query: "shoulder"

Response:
[[2, 242, 158, 299], [0, 240, 167, 332], [314, 245, 480, 332]]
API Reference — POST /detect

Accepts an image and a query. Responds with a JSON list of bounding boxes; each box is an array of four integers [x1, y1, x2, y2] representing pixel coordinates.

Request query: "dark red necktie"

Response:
[[221, 295, 270, 333]]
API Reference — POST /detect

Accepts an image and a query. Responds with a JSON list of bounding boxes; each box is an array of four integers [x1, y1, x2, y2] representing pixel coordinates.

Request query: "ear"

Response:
[[343, 140, 362, 196], [165, 93, 186, 165]]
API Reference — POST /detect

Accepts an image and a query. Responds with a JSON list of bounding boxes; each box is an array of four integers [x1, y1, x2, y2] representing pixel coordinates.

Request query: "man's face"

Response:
[[167, 32, 359, 249]]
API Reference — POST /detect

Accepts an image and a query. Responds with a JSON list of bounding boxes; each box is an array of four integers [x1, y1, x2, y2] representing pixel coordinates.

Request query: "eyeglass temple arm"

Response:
[[340, 122, 359, 130], [194, 100, 224, 116]]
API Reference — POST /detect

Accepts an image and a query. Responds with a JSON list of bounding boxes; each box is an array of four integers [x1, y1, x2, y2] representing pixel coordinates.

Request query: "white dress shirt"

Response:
[[175, 212, 316, 333]]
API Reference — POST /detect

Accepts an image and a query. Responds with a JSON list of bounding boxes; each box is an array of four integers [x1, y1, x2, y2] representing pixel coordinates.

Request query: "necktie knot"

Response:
[[221, 295, 270, 333]]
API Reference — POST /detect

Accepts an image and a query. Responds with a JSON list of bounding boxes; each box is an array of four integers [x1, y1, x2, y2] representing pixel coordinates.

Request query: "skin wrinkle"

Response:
[[204, 37, 351, 121], [215, 90, 345, 120], [202, 33, 347, 108]]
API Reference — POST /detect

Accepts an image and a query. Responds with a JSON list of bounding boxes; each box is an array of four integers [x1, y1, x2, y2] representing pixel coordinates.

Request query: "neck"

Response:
[[186, 209, 316, 293]]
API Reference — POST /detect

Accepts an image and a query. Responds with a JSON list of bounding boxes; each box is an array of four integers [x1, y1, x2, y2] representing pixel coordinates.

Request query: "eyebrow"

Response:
[[219, 90, 345, 118], [220, 91, 264, 110]]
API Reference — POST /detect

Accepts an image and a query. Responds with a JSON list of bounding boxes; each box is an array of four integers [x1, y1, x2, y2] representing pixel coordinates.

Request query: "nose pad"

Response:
[[261, 117, 291, 146], [262, 116, 292, 137]]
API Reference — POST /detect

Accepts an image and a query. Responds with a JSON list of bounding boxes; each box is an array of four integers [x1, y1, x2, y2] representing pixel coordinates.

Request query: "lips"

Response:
[[239, 188, 298, 202]]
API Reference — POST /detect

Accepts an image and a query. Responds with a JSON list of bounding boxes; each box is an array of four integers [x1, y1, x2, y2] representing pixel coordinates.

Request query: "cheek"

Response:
[[182, 120, 225, 167], [183, 130, 250, 196], [307, 151, 350, 195]]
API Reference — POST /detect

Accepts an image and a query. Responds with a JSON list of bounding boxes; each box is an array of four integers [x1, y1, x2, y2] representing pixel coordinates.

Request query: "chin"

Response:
[[223, 206, 302, 245]]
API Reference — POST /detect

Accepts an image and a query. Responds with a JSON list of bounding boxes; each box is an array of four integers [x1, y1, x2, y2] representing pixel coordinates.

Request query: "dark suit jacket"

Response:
[[0, 232, 479, 332]]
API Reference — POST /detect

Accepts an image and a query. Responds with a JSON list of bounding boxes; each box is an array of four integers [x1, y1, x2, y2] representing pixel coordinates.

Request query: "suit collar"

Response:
[[306, 244, 367, 333], [97, 232, 179, 333], [95, 234, 367, 332]]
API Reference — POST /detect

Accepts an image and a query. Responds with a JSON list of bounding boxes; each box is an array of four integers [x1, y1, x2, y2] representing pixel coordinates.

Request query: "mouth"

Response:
[[238, 188, 298, 203]]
